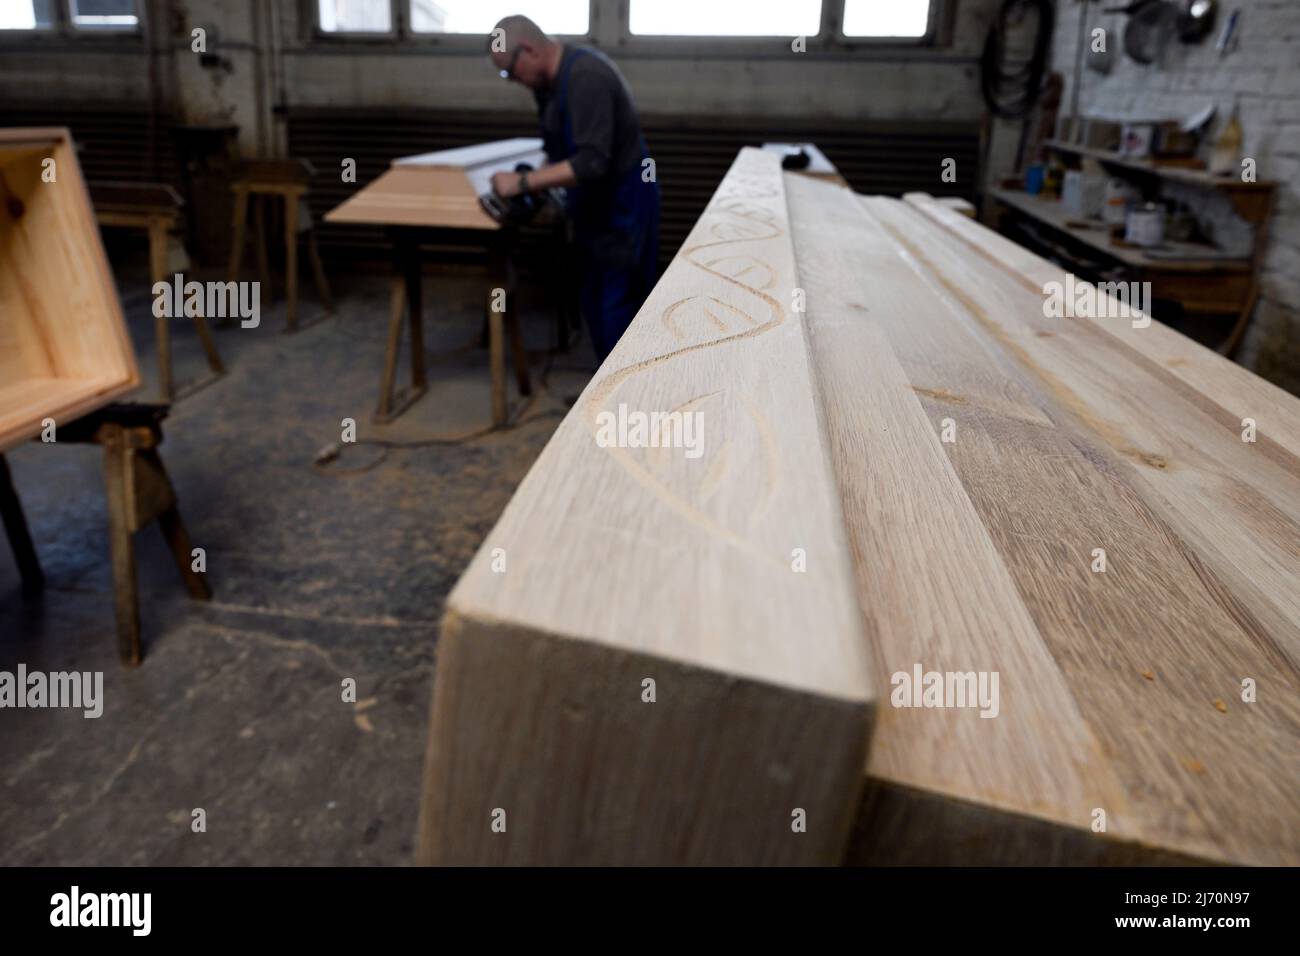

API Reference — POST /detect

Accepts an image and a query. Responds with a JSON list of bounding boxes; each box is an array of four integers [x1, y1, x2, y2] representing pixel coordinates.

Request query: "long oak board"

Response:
[[784, 173, 1299, 865], [416, 148, 875, 865]]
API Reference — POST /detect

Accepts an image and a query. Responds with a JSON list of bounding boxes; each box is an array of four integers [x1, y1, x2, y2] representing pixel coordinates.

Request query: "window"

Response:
[[842, 0, 931, 38], [69, 0, 137, 30], [318, 0, 392, 34], [0, 0, 55, 29], [411, 0, 589, 35], [629, 0, 821, 37], [306, 1, 940, 45]]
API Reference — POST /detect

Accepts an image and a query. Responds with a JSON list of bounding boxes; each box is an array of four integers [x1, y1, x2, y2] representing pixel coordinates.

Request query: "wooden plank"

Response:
[[89, 180, 183, 214], [760, 142, 848, 187], [899, 201, 1300, 660], [786, 174, 1138, 859], [417, 148, 875, 865], [912, 196, 1300, 463], [936, 197, 976, 217], [234, 158, 314, 185], [327, 138, 547, 231], [875, 194, 1300, 689], [393, 136, 546, 195], [784, 173, 1300, 864], [393, 137, 544, 169], [324, 166, 498, 230], [1043, 138, 1276, 193], [902, 191, 975, 218]]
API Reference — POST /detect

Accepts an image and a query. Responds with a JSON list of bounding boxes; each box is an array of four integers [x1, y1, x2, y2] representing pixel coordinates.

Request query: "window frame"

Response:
[[836, 0, 941, 47], [614, 0, 945, 55], [0, 0, 55, 33], [623, 0, 828, 45], [303, 0, 947, 54], [308, 0, 596, 48], [67, 0, 142, 33], [406, 0, 595, 40], [0, 0, 142, 46], [311, 0, 399, 42]]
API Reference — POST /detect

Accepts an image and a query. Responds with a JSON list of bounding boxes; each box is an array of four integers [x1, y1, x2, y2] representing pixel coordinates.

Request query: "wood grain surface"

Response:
[[326, 138, 546, 230], [784, 173, 1300, 865], [417, 148, 875, 865], [324, 166, 499, 230], [1, 128, 139, 450], [414, 147, 1297, 866]]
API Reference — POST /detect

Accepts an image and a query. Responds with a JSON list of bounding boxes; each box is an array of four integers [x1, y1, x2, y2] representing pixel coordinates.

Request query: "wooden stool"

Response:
[[92, 181, 225, 402], [2, 404, 212, 665], [227, 159, 334, 332]]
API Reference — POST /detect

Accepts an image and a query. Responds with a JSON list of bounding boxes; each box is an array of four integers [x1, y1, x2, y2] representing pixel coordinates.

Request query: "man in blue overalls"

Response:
[[489, 15, 660, 362]]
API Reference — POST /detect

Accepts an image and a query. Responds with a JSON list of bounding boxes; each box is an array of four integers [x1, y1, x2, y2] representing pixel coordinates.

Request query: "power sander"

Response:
[[478, 162, 545, 225]]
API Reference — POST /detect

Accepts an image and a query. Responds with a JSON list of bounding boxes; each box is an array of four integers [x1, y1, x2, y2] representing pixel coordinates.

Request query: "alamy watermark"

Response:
[[594, 403, 704, 460], [50, 886, 150, 936], [153, 274, 260, 328], [0, 665, 102, 718], [1043, 273, 1151, 328], [890, 663, 1000, 718]]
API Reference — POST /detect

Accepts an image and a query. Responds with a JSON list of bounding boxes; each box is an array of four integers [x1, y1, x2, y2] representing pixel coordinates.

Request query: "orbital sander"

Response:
[[478, 162, 545, 225]]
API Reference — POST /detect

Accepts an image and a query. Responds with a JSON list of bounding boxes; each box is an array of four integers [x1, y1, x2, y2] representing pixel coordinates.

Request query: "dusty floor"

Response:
[[0, 265, 593, 864]]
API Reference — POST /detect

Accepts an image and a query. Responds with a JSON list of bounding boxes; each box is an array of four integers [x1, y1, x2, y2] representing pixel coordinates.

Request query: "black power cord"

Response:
[[311, 393, 569, 476], [311, 345, 592, 477], [980, 0, 1057, 119]]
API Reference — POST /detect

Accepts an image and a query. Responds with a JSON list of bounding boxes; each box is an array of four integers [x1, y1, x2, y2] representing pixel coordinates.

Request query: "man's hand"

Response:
[[491, 170, 524, 198]]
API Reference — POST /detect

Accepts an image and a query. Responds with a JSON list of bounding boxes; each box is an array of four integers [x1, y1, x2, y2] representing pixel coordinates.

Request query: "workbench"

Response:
[[992, 140, 1276, 357], [324, 140, 546, 424]]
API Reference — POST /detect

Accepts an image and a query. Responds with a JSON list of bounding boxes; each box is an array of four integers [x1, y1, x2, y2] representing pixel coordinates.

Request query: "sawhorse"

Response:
[[0, 404, 211, 665]]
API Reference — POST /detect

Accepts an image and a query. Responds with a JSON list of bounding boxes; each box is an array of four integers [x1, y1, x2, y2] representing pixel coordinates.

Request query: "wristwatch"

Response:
[[518, 170, 530, 194]]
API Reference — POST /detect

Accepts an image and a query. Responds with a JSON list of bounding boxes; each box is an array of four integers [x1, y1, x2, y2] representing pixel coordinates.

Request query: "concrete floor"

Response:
[[0, 265, 593, 864]]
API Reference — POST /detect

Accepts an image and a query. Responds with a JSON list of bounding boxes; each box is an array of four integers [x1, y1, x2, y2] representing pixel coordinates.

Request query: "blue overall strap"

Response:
[[556, 46, 591, 158]]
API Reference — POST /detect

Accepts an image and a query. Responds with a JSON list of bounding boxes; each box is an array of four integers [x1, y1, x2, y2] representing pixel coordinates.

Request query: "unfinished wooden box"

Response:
[[0, 128, 139, 451]]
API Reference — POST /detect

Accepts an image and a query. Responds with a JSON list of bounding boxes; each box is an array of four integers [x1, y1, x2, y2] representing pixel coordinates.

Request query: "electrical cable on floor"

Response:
[[312, 392, 569, 476], [980, 0, 1056, 120], [311, 298, 599, 477], [311, 343, 594, 477]]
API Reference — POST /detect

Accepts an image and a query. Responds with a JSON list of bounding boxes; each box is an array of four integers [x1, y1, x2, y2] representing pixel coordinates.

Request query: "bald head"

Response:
[[489, 14, 560, 91], [494, 15, 549, 48]]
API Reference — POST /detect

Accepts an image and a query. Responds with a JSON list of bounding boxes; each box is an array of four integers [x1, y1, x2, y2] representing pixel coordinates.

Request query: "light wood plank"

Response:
[[783, 172, 1298, 865], [876, 197, 1300, 681], [417, 148, 874, 865], [911, 197, 1300, 462], [325, 167, 499, 231], [328, 138, 548, 230], [787, 174, 1137, 856]]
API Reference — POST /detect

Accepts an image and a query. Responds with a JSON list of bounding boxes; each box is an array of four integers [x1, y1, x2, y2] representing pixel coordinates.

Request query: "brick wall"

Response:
[[1050, 0, 1300, 393]]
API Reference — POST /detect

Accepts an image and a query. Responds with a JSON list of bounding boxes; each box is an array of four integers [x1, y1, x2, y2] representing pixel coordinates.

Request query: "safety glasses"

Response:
[[499, 48, 521, 81]]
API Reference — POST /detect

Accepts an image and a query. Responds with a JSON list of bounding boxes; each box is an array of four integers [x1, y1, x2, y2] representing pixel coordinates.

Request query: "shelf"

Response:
[[1043, 139, 1274, 193], [990, 189, 1251, 273]]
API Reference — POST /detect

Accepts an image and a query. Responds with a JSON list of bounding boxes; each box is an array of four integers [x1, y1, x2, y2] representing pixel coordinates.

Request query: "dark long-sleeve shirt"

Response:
[[535, 45, 644, 185]]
